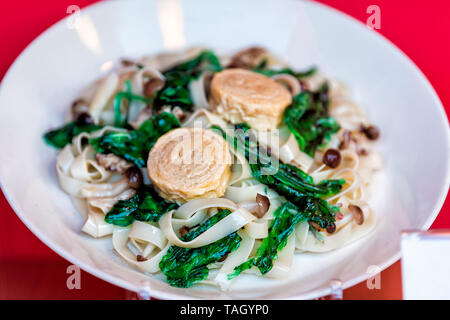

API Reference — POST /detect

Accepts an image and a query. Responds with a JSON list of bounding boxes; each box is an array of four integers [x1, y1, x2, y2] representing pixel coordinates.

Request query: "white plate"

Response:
[[0, 0, 449, 299]]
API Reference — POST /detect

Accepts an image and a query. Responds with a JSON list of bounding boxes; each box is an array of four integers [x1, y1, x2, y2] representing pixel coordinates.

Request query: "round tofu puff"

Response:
[[210, 68, 292, 130], [147, 127, 231, 203]]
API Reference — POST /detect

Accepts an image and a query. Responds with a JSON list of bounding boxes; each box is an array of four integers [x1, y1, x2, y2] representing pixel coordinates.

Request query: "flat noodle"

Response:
[[189, 71, 211, 110], [82, 211, 114, 238], [244, 220, 269, 239], [257, 130, 314, 173], [129, 221, 168, 249], [56, 127, 129, 198], [295, 221, 309, 247], [89, 73, 119, 124], [171, 210, 208, 231], [82, 188, 136, 238], [80, 64, 165, 126], [326, 168, 360, 202], [278, 134, 314, 172], [174, 198, 238, 219], [228, 148, 253, 185]]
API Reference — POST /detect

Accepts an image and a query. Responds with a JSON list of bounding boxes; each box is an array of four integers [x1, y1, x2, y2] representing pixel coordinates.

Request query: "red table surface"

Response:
[[0, 0, 449, 300]]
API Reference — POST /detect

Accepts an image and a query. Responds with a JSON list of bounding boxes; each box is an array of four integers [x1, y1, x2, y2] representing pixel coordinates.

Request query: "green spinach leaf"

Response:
[[154, 50, 222, 111], [43, 121, 103, 149], [252, 64, 317, 79], [214, 124, 345, 202], [90, 112, 180, 167], [212, 124, 341, 277], [284, 83, 340, 156], [104, 187, 178, 226]]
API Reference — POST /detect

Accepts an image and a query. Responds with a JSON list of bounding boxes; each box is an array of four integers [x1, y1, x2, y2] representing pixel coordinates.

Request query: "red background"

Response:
[[0, 0, 448, 299]]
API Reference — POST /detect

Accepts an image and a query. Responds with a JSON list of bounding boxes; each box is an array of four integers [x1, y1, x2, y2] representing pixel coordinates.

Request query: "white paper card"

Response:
[[401, 230, 450, 300]]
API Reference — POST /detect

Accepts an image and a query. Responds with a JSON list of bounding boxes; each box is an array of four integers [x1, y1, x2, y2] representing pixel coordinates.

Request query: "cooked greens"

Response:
[[104, 186, 178, 226], [284, 83, 340, 156], [159, 209, 241, 288], [90, 112, 180, 167], [230, 200, 338, 277], [230, 202, 302, 277], [113, 79, 152, 127], [215, 123, 345, 202], [43, 121, 102, 149], [213, 124, 342, 277], [153, 50, 222, 111]]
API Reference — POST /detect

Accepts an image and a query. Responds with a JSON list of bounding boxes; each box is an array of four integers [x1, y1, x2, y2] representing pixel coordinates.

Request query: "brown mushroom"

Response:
[[136, 255, 148, 262], [339, 130, 352, 150], [121, 58, 136, 67], [326, 222, 336, 234], [76, 112, 94, 125], [322, 149, 342, 168], [228, 47, 267, 69], [179, 226, 190, 237], [357, 147, 368, 156], [348, 205, 364, 225], [255, 193, 270, 218], [361, 124, 380, 140]]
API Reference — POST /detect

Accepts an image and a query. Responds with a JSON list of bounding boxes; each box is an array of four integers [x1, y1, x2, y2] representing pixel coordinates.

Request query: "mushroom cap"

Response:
[[147, 127, 231, 203], [210, 68, 292, 130]]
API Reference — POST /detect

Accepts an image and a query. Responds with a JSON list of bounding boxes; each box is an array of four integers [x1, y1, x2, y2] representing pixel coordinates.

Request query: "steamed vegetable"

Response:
[[230, 199, 338, 277], [159, 209, 241, 288], [104, 187, 178, 226], [154, 50, 222, 111], [252, 160, 344, 199], [284, 84, 340, 156], [215, 123, 345, 201], [43, 121, 102, 149], [90, 112, 180, 167]]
